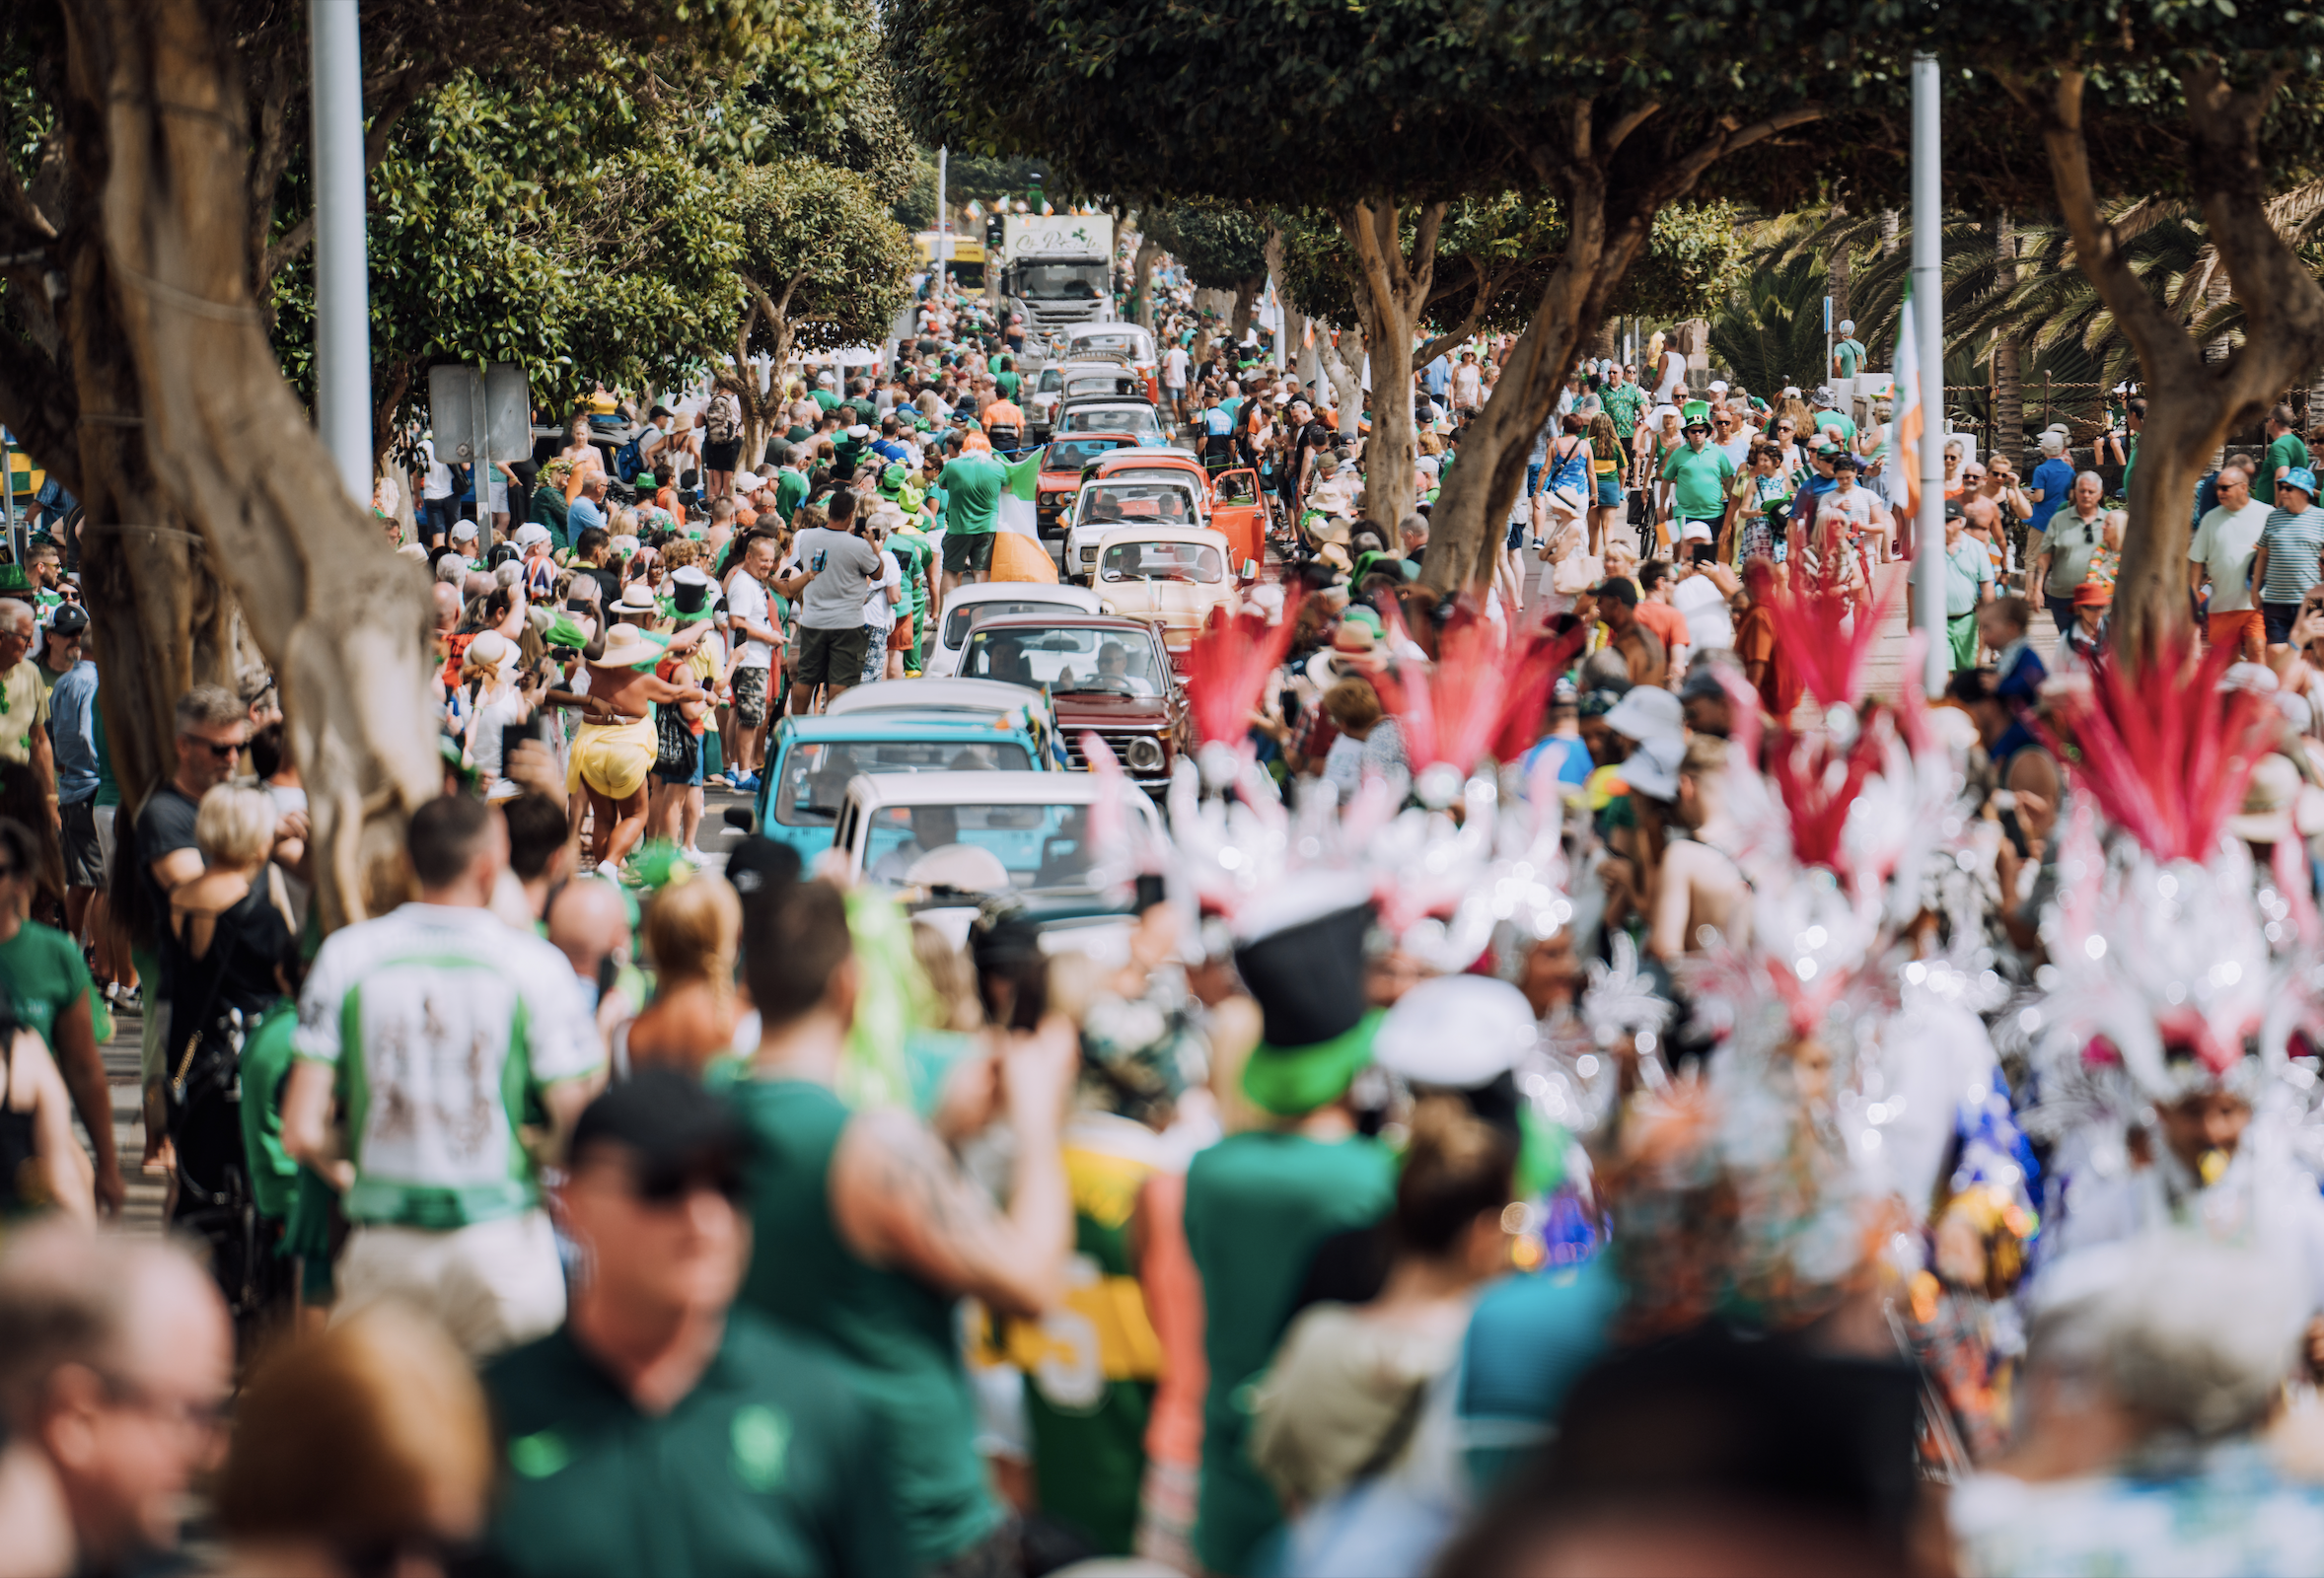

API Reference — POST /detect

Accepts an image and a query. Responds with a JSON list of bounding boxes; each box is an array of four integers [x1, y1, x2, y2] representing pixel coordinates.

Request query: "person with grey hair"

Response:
[[2258, 464, 2324, 653], [1950, 1236, 2324, 1575], [1398, 511, 1429, 571], [2189, 464, 2271, 661], [0, 599, 54, 809], [0, 1221, 234, 1575], [2029, 470, 2109, 634]]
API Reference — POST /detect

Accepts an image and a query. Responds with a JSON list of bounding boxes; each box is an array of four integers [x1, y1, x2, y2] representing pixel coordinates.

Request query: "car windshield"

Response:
[[1059, 406, 1160, 438], [1037, 369, 1063, 394], [1100, 540, 1226, 585], [863, 801, 1101, 891], [1072, 332, 1148, 360], [962, 626, 1165, 696], [1044, 439, 1122, 471], [1064, 376, 1143, 398], [774, 739, 1033, 826], [942, 598, 1086, 649], [1078, 483, 1197, 526], [1017, 263, 1108, 299]]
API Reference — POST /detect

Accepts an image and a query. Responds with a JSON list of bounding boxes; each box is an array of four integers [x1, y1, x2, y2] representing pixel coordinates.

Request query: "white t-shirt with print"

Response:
[[290, 903, 598, 1227], [727, 571, 775, 670]]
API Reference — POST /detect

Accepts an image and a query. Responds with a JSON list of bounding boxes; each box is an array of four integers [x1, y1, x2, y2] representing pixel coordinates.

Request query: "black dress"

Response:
[[161, 886, 295, 1213]]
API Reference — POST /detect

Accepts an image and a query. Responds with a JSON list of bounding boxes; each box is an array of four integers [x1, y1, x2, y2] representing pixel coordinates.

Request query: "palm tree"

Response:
[[1708, 251, 1832, 395]]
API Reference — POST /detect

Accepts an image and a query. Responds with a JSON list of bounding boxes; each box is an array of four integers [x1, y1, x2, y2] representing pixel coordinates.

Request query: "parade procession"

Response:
[[16, 0, 2324, 1574]]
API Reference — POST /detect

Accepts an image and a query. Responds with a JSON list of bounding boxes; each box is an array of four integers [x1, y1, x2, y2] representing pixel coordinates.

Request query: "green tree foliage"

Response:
[[887, 0, 1899, 586], [1708, 253, 1833, 397], [731, 157, 916, 446], [270, 74, 750, 440]]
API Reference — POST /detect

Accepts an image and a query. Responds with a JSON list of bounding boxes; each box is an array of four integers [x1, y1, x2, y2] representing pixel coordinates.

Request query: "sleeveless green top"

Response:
[[726, 1075, 996, 1570]]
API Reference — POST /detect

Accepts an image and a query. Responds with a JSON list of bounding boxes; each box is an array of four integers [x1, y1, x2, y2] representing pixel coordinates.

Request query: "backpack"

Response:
[[705, 394, 740, 445], [614, 434, 645, 483]]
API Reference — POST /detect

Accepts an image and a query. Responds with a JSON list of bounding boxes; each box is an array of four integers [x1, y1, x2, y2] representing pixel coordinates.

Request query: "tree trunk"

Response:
[[1131, 234, 1163, 331], [1229, 277, 1260, 344], [69, 0, 440, 926], [1337, 199, 1451, 530], [1827, 202, 1852, 328], [1422, 107, 1825, 595], [1992, 209, 2022, 468], [2028, 61, 2324, 657]]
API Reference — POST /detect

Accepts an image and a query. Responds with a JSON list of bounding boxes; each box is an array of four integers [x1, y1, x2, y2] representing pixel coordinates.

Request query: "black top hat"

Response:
[[1234, 889, 1384, 1114]]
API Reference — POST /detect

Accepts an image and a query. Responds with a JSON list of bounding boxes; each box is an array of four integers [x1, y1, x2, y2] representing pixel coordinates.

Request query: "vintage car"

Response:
[[923, 582, 1106, 679], [955, 613, 1189, 790], [1029, 358, 1147, 440], [1053, 399, 1166, 447], [1069, 448, 1268, 576], [1061, 474, 1206, 581], [1087, 528, 1243, 667], [1055, 323, 1160, 400], [1035, 434, 1140, 538], [743, 708, 1053, 861], [831, 770, 1167, 948]]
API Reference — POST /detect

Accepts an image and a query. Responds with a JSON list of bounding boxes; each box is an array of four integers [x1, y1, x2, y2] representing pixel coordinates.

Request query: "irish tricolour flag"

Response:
[[991, 451, 1057, 582], [1892, 281, 1923, 524]]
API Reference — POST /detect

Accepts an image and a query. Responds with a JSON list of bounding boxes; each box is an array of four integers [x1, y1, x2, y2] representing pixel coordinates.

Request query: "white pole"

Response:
[[309, 0, 373, 506], [1912, 53, 1947, 699], [936, 146, 950, 272]]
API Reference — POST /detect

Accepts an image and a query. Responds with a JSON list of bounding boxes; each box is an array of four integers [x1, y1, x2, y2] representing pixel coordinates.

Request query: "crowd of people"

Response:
[[13, 247, 2324, 1578]]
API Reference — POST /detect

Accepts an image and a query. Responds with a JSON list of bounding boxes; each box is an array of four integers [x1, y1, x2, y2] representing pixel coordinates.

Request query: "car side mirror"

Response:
[[722, 805, 758, 833]]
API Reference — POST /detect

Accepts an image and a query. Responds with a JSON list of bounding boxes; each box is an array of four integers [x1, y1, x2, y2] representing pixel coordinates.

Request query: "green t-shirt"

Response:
[[773, 466, 809, 521], [1183, 1131, 1396, 1576], [237, 1004, 303, 1221], [889, 529, 934, 615], [726, 1076, 996, 1570], [483, 1316, 908, 1578], [1661, 443, 1738, 519], [937, 454, 1009, 537], [994, 371, 1022, 400], [2269, 433, 2309, 497], [1834, 336, 1867, 378], [1812, 407, 1857, 446], [810, 389, 839, 414], [0, 920, 91, 1049]]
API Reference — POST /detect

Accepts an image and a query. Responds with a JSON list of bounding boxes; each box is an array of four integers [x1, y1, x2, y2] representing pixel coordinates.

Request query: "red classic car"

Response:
[[953, 613, 1190, 790]]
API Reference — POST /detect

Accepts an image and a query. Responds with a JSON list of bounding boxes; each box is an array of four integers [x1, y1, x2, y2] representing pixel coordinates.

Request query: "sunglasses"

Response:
[[182, 736, 241, 760], [632, 1159, 748, 1206]]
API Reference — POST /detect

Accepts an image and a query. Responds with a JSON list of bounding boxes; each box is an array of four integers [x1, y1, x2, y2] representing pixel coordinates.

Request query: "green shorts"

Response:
[[943, 532, 995, 574]]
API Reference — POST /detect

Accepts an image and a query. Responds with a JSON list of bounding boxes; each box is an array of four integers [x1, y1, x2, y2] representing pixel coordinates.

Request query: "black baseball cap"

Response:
[[566, 1070, 753, 1197], [47, 604, 89, 637]]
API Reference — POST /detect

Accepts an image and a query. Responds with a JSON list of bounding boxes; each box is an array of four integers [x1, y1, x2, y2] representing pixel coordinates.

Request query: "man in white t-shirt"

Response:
[[2188, 464, 2272, 661], [1814, 452, 1895, 564], [1163, 343, 1193, 426], [1670, 558, 1739, 658], [722, 535, 781, 792]]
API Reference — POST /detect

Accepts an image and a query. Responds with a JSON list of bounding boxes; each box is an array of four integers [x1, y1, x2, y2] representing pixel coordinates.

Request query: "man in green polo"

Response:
[[483, 1073, 905, 1578]]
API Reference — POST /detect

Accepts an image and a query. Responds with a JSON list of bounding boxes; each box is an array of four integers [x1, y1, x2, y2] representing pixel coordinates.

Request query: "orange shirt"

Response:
[[983, 398, 1026, 430]]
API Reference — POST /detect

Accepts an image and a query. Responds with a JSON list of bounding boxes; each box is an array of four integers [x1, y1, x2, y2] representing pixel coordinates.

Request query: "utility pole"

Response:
[[1911, 53, 1946, 700], [936, 146, 950, 280], [309, 0, 373, 507]]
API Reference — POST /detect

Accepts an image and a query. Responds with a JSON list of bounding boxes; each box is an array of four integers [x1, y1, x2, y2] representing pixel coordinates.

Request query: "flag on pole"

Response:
[[1892, 281, 1922, 525]]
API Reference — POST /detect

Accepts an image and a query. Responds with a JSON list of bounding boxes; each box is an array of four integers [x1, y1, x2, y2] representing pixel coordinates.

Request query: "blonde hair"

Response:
[[910, 920, 982, 1032], [195, 785, 275, 871], [217, 1305, 490, 1547], [662, 538, 704, 572], [642, 875, 742, 985]]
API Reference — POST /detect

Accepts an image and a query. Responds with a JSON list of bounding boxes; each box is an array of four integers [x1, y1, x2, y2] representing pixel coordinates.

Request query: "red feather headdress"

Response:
[[1184, 594, 1303, 751]]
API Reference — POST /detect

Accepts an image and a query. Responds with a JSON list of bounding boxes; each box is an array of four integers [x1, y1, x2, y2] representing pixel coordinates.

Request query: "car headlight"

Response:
[[1126, 736, 1167, 773]]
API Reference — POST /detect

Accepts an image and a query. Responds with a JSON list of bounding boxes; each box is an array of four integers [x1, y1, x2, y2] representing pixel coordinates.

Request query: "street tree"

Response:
[[1146, 204, 1271, 341], [888, 0, 1893, 586], [0, 0, 829, 926], [1935, 12, 2324, 655], [731, 157, 917, 459]]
